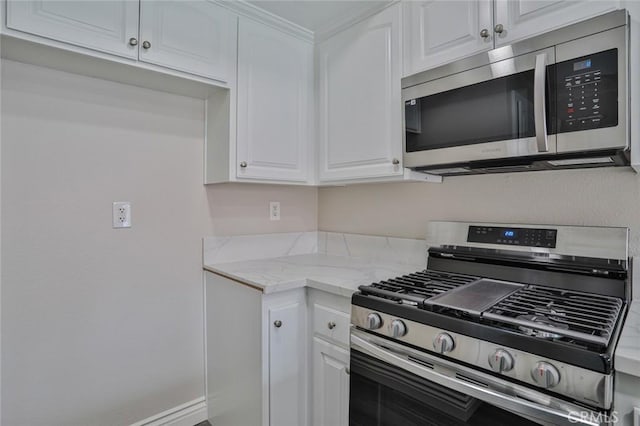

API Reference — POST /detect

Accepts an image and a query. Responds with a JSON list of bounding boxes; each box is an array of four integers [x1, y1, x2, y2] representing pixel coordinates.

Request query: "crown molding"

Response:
[[313, 1, 398, 43], [213, 0, 315, 43]]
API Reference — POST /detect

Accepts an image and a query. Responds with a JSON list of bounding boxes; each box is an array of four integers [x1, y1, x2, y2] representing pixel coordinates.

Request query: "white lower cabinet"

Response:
[[308, 290, 351, 426], [205, 272, 307, 426], [312, 337, 350, 426]]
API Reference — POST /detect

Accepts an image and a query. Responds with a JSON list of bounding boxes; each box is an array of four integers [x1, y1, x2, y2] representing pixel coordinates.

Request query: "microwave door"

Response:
[[402, 47, 557, 169]]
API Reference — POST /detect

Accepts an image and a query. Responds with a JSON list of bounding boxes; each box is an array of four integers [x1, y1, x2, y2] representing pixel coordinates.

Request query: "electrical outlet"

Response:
[[112, 202, 132, 228], [269, 201, 280, 221]]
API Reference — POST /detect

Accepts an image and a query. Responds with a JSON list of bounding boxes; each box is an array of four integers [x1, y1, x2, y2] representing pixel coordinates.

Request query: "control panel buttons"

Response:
[[433, 333, 455, 354], [366, 313, 383, 330], [531, 361, 561, 388], [488, 349, 514, 373], [389, 319, 407, 338]]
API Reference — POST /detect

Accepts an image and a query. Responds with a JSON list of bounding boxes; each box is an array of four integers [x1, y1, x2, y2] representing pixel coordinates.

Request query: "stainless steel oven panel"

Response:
[[555, 26, 628, 153], [351, 328, 609, 426], [426, 221, 629, 261], [402, 47, 557, 168], [351, 306, 613, 409]]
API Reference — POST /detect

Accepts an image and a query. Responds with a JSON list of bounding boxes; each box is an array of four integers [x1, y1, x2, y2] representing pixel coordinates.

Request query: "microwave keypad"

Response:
[[556, 49, 618, 133]]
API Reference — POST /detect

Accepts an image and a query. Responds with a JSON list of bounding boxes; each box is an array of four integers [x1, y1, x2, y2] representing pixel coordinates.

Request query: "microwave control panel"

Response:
[[556, 48, 618, 133], [467, 226, 557, 248]]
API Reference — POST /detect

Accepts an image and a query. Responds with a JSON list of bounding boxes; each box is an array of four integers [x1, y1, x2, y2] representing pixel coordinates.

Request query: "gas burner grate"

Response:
[[358, 270, 478, 306], [483, 286, 624, 347]]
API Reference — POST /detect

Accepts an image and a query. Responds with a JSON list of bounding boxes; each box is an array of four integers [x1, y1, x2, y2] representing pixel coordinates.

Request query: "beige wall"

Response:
[[0, 60, 316, 426], [206, 183, 317, 236], [319, 167, 640, 255]]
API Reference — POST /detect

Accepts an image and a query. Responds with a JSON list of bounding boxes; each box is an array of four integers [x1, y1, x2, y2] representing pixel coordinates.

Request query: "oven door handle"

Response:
[[351, 330, 602, 426], [534, 52, 549, 153]]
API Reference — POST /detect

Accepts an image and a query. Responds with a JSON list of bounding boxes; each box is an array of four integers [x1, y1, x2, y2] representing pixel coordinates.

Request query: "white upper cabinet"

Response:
[[494, 0, 620, 46], [404, 0, 621, 75], [6, 0, 140, 59], [6, 0, 237, 84], [317, 4, 403, 182], [138, 1, 237, 82], [403, 0, 493, 76], [236, 18, 312, 182]]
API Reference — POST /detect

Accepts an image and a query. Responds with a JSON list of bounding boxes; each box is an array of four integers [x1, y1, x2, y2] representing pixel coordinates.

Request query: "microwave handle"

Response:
[[534, 53, 549, 153]]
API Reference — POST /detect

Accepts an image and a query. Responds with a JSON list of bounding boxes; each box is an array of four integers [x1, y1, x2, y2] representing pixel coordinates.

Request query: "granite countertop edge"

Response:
[[203, 253, 423, 298]]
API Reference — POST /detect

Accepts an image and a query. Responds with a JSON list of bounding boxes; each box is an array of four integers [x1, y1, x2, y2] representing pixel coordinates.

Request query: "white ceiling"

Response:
[[246, 1, 390, 32]]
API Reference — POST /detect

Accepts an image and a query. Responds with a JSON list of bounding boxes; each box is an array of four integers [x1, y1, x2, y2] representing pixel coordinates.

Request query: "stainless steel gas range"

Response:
[[349, 221, 630, 426]]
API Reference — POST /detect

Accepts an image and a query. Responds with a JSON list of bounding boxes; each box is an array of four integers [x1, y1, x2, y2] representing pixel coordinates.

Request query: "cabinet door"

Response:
[[317, 4, 403, 182], [269, 301, 306, 426], [236, 18, 312, 182], [312, 337, 349, 426], [494, 0, 619, 46], [138, 0, 237, 82], [403, 1, 493, 76], [6, 0, 139, 59]]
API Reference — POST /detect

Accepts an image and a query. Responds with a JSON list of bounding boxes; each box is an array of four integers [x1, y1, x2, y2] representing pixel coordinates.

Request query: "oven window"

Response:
[[405, 69, 543, 152], [350, 350, 542, 426]]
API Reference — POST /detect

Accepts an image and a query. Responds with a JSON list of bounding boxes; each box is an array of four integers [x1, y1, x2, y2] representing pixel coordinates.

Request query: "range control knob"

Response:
[[488, 349, 514, 373], [531, 362, 560, 388], [366, 313, 383, 330], [389, 319, 407, 338], [433, 333, 455, 354]]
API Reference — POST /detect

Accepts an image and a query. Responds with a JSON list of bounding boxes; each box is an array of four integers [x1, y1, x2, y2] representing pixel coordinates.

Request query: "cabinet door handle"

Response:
[[480, 29, 489, 39], [345, 367, 350, 375], [274, 320, 282, 328], [494, 24, 504, 34], [328, 321, 336, 330], [142, 40, 151, 50], [240, 161, 248, 168], [129, 37, 138, 46], [392, 158, 400, 165]]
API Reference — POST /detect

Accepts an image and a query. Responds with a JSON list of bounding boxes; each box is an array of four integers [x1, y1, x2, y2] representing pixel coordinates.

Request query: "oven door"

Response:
[[402, 47, 556, 169], [350, 329, 608, 426]]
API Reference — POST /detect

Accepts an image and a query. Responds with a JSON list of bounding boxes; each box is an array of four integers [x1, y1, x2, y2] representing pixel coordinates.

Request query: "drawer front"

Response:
[[313, 303, 350, 347]]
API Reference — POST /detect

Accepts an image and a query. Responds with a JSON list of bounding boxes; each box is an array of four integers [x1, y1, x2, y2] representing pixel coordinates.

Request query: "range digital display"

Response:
[[468, 226, 557, 248]]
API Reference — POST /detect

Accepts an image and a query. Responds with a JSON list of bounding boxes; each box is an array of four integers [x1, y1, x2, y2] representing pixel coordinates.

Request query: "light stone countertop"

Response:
[[204, 253, 424, 298], [616, 301, 640, 376], [204, 243, 640, 378]]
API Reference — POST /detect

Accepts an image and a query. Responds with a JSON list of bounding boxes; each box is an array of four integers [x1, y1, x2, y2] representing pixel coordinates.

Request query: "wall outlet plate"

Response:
[[113, 202, 131, 228], [269, 201, 280, 221]]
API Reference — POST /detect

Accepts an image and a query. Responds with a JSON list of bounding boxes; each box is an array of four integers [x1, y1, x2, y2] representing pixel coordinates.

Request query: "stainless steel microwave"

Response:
[[402, 10, 629, 176]]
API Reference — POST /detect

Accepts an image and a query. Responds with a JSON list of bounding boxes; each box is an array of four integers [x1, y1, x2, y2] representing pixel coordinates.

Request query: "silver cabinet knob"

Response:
[[433, 333, 455, 354], [531, 362, 560, 388], [392, 158, 400, 165], [389, 319, 407, 338], [488, 349, 514, 373], [239, 161, 248, 168], [494, 24, 504, 34], [366, 313, 383, 330], [328, 321, 336, 330], [129, 37, 138, 46], [345, 367, 350, 375], [480, 29, 489, 39], [274, 320, 282, 328], [142, 40, 151, 49]]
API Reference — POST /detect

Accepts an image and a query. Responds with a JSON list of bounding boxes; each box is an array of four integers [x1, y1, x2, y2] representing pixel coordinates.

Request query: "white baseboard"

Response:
[[130, 397, 207, 426]]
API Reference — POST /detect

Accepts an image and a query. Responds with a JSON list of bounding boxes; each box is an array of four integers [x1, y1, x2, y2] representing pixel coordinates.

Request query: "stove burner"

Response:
[[517, 314, 570, 339]]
